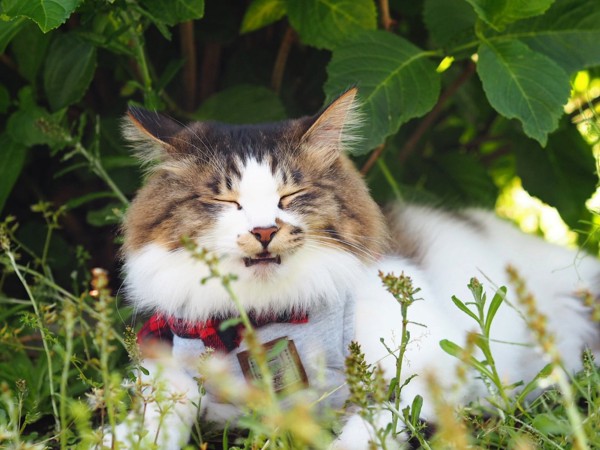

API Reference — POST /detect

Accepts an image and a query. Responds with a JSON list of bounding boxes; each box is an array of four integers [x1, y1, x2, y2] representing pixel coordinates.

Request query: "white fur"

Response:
[[124, 242, 363, 320], [102, 358, 201, 449], [125, 159, 364, 321], [123, 162, 600, 448], [336, 205, 600, 447]]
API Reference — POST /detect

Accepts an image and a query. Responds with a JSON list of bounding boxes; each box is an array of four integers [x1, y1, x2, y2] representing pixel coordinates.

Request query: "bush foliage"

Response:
[[1, 0, 600, 448]]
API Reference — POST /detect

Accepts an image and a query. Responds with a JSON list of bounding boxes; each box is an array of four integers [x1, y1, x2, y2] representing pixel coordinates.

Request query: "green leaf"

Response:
[[514, 119, 596, 229], [286, 0, 376, 50], [451, 296, 479, 323], [86, 203, 123, 227], [44, 33, 97, 111], [439, 339, 464, 358], [7, 107, 50, 146], [266, 339, 289, 358], [531, 413, 571, 435], [64, 191, 118, 210], [11, 21, 50, 83], [477, 40, 569, 146], [140, 0, 205, 26], [6, 87, 63, 147], [219, 317, 243, 330], [426, 153, 498, 207], [193, 84, 286, 124], [484, 286, 506, 336], [503, 0, 600, 73], [516, 363, 553, 402], [325, 31, 440, 152], [0, 134, 27, 213], [439, 339, 492, 377], [464, 0, 555, 30], [2, 0, 81, 33], [410, 395, 423, 425], [423, 0, 476, 48], [241, 0, 286, 34], [0, 16, 26, 53]]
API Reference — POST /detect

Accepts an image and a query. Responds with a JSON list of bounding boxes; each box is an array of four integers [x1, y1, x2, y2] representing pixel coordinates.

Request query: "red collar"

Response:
[[137, 311, 309, 353]]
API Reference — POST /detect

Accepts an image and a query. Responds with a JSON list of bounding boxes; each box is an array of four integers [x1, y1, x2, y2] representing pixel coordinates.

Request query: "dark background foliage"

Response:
[[1, 0, 600, 446], [1, 0, 600, 276]]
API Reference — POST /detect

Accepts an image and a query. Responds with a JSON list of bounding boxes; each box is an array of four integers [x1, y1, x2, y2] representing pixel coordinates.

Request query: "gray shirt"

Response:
[[171, 292, 355, 422]]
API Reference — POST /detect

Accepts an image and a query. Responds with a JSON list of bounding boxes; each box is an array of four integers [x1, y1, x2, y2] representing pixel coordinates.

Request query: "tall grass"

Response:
[[1, 140, 600, 448], [1, 208, 600, 449]]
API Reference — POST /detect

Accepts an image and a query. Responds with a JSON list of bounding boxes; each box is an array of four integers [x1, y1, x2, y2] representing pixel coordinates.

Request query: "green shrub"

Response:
[[1, 0, 600, 448]]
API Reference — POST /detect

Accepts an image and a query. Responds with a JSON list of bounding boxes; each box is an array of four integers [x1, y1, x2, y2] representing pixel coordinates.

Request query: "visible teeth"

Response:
[[243, 253, 282, 267]]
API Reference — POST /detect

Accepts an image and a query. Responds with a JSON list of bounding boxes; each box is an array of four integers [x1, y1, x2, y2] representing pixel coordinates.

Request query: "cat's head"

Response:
[[122, 89, 388, 319]]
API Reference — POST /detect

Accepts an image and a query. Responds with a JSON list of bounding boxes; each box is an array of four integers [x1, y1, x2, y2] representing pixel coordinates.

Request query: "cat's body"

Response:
[[114, 89, 600, 449]]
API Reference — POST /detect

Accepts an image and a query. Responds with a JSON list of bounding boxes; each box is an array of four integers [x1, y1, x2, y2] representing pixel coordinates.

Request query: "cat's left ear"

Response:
[[300, 87, 361, 164], [122, 106, 184, 163]]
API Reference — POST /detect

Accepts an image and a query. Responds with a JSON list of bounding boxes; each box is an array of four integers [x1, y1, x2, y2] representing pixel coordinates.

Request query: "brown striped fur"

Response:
[[122, 89, 388, 263]]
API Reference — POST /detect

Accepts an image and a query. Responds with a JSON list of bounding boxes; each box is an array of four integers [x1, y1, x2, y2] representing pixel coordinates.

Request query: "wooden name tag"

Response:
[[236, 337, 309, 393]]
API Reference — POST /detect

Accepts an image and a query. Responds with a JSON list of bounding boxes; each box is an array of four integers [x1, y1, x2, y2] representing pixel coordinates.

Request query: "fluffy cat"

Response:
[[114, 88, 600, 449]]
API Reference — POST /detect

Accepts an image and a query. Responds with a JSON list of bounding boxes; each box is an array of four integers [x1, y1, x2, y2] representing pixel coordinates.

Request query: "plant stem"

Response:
[[391, 300, 410, 435], [271, 27, 296, 94], [41, 225, 54, 273], [398, 61, 476, 163], [376, 159, 403, 200], [124, 11, 153, 93], [199, 42, 221, 102], [360, 144, 385, 175], [59, 304, 75, 450], [378, 0, 393, 31], [74, 142, 129, 206], [554, 364, 589, 450], [5, 249, 61, 432], [389, 403, 433, 450], [221, 277, 278, 404], [180, 21, 197, 111]]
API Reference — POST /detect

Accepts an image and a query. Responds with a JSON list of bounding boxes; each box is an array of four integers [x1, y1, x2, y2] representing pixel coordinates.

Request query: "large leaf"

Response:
[[501, 0, 600, 73], [514, 120, 596, 229], [464, 0, 555, 30], [325, 31, 440, 153], [11, 22, 50, 83], [286, 0, 376, 50], [424, 0, 476, 48], [44, 33, 97, 111], [1, 0, 81, 33], [7, 88, 66, 149], [193, 84, 286, 124], [241, 0, 286, 34], [425, 153, 498, 207], [477, 40, 569, 146], [0, 16, 25, 53], [140, 0, 205, 26], [0, 134, 27, 213]]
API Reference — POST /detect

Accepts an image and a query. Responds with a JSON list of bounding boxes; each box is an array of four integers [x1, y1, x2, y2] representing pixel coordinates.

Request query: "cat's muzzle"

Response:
[[243, 251, 282, 267]]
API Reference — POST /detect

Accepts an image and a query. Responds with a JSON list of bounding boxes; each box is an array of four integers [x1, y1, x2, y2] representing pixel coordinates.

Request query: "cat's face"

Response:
[[122, 89, 388, 319]]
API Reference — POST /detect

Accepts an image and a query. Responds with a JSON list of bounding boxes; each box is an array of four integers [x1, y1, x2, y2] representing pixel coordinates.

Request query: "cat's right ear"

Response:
[[122, 106, 183, 164], [299, 88, 362, 166]]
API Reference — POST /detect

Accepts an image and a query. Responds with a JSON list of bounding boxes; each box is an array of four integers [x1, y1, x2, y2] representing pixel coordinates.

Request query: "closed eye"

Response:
[[278, 189, 306, 209], [213, 198, 242, 210]]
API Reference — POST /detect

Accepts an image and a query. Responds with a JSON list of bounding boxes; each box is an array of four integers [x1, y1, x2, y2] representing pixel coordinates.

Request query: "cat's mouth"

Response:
[[243, 252, 282, 267]]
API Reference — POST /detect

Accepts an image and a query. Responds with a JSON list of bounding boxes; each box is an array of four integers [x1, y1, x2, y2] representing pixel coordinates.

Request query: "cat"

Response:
[[112, 88, 600, 449]]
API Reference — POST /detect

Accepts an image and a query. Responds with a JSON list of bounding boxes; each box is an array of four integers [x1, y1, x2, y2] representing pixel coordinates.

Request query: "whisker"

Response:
[[308, 229, 389, 244], [305, 234, 381, 261], [303, 238, 378, 263]]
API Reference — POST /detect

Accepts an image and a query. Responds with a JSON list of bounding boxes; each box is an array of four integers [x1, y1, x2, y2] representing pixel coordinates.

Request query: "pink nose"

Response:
[[251, 226, 279, 248]]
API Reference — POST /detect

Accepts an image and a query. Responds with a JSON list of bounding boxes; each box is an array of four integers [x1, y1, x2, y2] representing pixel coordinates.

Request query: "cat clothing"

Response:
[[137, 291, 356, 417]]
